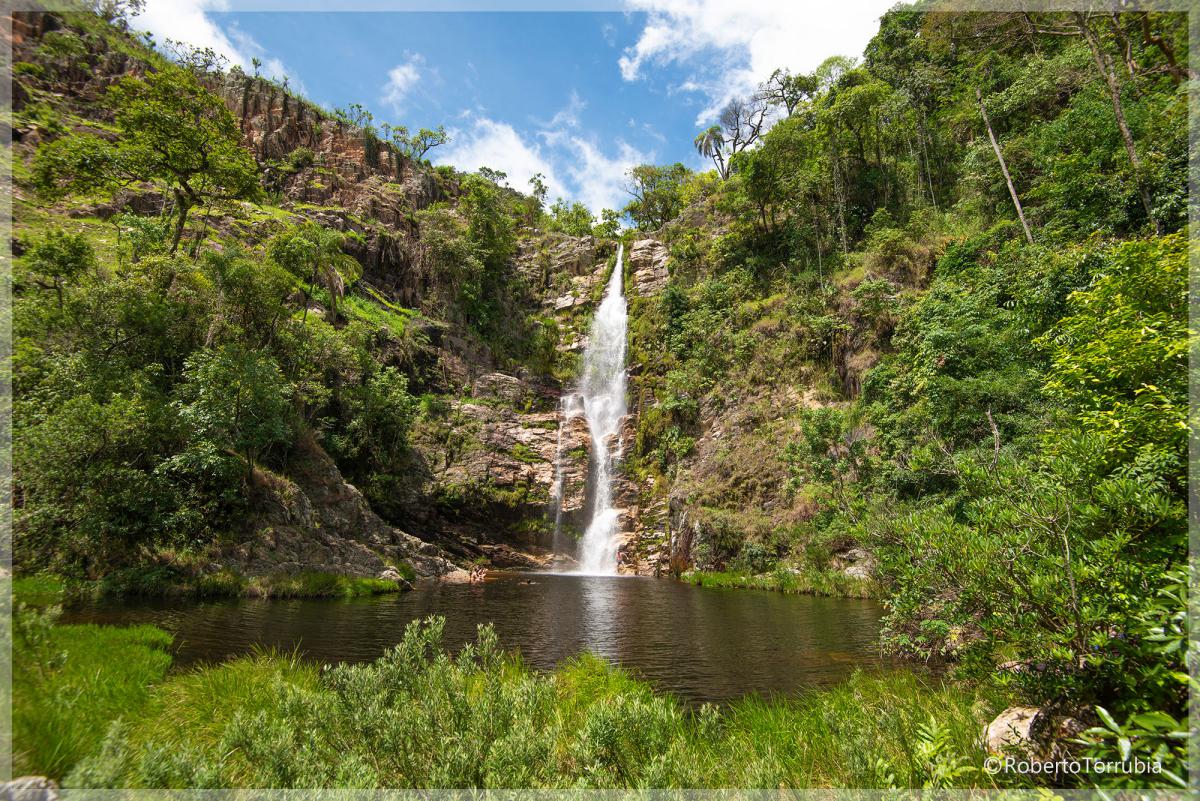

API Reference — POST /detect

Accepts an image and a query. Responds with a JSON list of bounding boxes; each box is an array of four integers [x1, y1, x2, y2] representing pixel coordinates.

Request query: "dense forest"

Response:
[[9, 0, 1193, 791]]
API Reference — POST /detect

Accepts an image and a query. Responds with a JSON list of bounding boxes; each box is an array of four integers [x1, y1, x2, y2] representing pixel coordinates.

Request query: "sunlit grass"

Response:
[[12, 574, 66, 606], [247, 570, 401, 599], [51, 618, 992, 789], [13, 615, 173, 780], [682, 567, 878, 599]]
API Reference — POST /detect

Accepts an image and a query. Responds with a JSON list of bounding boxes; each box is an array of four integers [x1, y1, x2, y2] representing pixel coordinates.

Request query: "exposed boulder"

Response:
[[983, 707, 1086, 762], [830, 546, 877, 580], [473, 372, 530, 406], [2, 776, 58, 801], [628, 238, 670, 296], [224, 434, 459, 580], [984, 706, 1044, 756], [376, 567, 414, 590]]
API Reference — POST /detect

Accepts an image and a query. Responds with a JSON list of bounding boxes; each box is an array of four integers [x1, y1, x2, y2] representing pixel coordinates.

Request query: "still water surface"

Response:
[[65, 572, 888, 704]]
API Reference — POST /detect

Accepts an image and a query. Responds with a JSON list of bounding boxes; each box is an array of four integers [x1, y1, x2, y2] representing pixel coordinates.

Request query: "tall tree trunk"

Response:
[[976, 88, 1034, 245], [1075, 12, 1158, 232], [829, 134, 849, 255], [168, 190, 192, 255], [919, 107, 938, 211]]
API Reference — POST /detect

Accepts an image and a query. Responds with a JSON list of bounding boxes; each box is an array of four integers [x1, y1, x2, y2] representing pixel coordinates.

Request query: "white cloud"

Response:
[[436, 94, 649, 214], [381, 54, 424, 114], [437, 117, 569, 200], [131, 0, 293, 83], [563, 137, 645, 217], [619, 0, 893, 124]]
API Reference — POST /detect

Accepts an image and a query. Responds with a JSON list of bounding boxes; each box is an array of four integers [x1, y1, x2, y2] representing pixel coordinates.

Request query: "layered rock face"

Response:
[[608, 240, 672, 574], [627, 238, 670, 297], [229, 435, 459, 580]]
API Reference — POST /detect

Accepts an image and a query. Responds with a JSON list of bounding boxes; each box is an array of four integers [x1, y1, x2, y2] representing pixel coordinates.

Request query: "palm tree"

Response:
[[269, 223, 362, 324], [694, 125, 728, 178], [304, 223, 361, 324]]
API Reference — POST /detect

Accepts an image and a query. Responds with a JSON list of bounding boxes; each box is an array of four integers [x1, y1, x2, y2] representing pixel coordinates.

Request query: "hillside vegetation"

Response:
[[8, 2, 1192, 790], [616, 7, 1189, 785]]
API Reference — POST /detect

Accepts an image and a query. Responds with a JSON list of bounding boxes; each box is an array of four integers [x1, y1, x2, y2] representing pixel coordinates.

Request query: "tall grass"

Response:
[[683, 567, 878, 599], [13, 608, 173, 779], [246, 571, 401, 599], [16, 568, 407, 602], [61, 617, 993, 789]]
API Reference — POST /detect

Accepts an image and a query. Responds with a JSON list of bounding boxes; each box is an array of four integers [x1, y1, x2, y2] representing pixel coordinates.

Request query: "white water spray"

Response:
[[574, 244, 628, 574]]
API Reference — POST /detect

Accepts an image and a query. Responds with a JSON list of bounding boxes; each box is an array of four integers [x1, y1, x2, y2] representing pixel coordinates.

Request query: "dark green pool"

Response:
[[64, 572, 889, 704]]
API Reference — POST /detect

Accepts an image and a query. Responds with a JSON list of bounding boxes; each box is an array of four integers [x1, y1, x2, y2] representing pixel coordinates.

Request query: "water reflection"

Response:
[[64, 573, 891, 704]]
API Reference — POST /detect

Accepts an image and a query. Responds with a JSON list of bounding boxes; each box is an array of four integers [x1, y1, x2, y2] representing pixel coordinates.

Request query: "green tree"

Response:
[[623, 163, 691, 230], [33, 65, 260, 254], [268, 223, 363, 324], [388, 124, 450, 161], [593, 208, 622, 239], [1038, 234, 1188, 475], [548, 198, 594, 237], [22, 231, 96, 309], [175, 345, 293, 480], [693, 126, 727, 178]]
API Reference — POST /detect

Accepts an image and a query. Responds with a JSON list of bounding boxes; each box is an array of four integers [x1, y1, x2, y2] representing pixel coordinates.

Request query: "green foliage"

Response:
[[65, 618, 990, 788], [386, 124, 449, 162], [683, 566, 876, 599], [1038, 234, 1188, 475], [592, 208, 622, 239], [622, 163, 691, 230], [267, 222, 362, 322], [33, 64, 260, 253], [784, 407, 872, 518], [13, 608, 173, 779], [175, 344, 293, 476], [547, 198, 594, 237], [20, 229, 97, 308]]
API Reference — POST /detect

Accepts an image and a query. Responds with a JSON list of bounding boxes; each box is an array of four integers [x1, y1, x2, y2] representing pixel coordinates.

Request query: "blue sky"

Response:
[[132, 1, 894, 213]]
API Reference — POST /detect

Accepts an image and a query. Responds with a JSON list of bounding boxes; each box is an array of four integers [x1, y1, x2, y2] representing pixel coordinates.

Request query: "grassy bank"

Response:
[[681, 567, 878, 599], [13, 609, 173, 779], [13, 568, 409, 605], [17, 615, 996, 789]]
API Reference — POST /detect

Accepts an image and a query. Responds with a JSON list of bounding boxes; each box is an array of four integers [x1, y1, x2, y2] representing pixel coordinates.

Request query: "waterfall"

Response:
[[550, 393, 581, 555], [573, 244, 628, 575]]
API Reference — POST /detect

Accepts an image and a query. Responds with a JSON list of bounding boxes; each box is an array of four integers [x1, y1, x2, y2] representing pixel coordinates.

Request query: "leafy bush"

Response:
[[66, 617, 989, 789]]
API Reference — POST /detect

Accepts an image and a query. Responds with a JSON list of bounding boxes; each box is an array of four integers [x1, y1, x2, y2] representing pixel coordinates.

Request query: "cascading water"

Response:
[[569, 244, 628, 575]]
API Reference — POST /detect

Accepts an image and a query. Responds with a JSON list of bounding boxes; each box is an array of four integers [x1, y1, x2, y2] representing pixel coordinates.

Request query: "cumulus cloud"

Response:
[[563, 137, 645, 218], [381, 54, 424, 114], [436, 94, 649, 215], [619, 0, 892, 123], [131, 0, 292, 83], [437, 117, 569, 201]]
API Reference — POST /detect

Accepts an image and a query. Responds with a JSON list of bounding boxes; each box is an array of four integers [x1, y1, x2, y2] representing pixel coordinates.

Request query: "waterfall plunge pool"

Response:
[[62, 572, 892, 704]]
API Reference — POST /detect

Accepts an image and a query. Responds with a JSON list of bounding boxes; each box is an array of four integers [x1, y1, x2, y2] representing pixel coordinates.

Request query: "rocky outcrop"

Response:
[[473, 372, 533, 407], [224, 435, 458, 579], [547, 259, 610, 315], [554, 411, 592, 525], [627, 238, 670, 297], [830, 546, 877, 580]]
